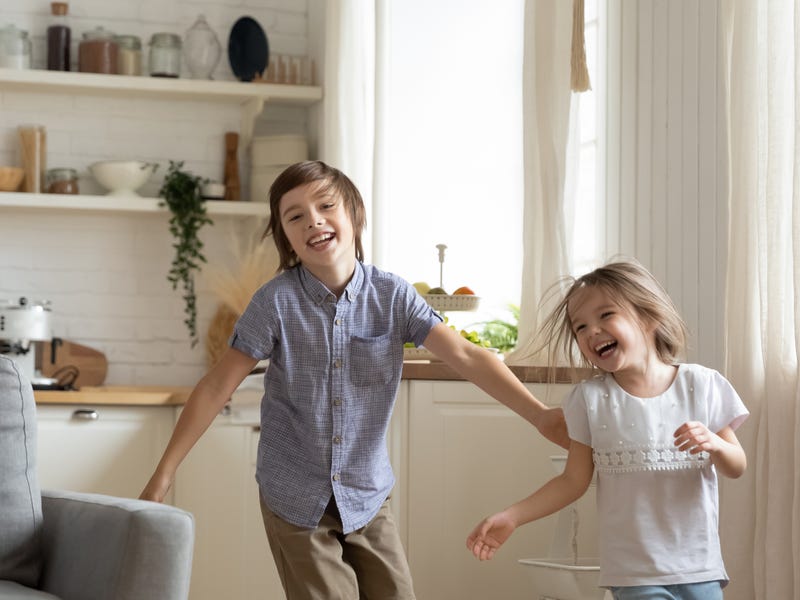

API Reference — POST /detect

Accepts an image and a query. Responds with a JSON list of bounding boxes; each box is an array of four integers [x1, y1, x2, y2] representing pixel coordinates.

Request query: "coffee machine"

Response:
[[0, 297, 53, 386]]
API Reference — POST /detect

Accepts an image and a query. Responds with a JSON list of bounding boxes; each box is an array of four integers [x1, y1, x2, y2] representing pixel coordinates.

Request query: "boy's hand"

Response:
[[533, 406, 569, 449], [466, 512, 516, 561]]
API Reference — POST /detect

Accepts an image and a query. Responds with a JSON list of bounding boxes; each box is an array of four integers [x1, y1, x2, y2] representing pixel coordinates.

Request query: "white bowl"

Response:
[[89, 160, 157, 197]]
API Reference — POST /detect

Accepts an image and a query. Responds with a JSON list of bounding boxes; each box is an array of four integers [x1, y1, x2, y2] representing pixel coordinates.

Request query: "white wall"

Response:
[[605, 0, 727, 371], [0, 1, 312, 385]]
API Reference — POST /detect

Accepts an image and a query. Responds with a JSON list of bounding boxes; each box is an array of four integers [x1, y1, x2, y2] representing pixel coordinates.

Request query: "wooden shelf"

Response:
[[0, 67, 322, 106], [0, 191, 268, 217]]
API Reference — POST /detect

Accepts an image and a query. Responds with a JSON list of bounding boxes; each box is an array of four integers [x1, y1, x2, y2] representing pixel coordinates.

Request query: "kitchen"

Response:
[[0, 1, 794, 600]]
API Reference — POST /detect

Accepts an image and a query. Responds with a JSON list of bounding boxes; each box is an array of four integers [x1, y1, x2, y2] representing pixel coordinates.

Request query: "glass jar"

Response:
[[79, 27, 118, 74], [148, 33, 181, 78], [47, 2, 71, 71], [183, 15, 221, 79], [0, 25, 32, 70], [46, 168, 79, 194], [115, 35, 142, 75]]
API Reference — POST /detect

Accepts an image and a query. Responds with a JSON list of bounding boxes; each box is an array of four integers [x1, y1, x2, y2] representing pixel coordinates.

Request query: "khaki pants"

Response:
[[259, 493, 416, 600]]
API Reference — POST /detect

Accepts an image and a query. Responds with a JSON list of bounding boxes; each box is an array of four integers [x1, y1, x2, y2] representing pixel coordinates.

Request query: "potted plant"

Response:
[[159, 160, 213, 347]]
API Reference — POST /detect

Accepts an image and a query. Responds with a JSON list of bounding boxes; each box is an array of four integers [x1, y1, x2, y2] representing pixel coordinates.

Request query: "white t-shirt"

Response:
[[563, 363, 749, 588]]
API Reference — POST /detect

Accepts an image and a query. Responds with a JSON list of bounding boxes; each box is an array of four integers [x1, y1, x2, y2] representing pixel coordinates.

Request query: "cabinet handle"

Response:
[[71, 409, 99, 421]]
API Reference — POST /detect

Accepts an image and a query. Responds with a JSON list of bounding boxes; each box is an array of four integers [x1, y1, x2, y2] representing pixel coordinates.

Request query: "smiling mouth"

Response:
[[308, 232, 335, 246], [594, 341, 617, 358]]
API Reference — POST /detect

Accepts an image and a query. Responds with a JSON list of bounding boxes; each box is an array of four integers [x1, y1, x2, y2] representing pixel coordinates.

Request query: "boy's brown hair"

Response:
[[263, 161, 367, 270]]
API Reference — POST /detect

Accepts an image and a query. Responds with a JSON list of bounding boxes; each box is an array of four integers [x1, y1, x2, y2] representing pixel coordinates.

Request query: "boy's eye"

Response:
[[286, 214, 301, 222]]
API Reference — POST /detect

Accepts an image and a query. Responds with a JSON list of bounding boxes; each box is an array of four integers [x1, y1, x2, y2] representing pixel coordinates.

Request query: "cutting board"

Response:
[[38, 339, 108, 387]]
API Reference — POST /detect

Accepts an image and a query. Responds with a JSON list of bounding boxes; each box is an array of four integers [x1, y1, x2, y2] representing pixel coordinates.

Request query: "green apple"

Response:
[[413, 281, 431, 295], [427, 287, 447, 295]]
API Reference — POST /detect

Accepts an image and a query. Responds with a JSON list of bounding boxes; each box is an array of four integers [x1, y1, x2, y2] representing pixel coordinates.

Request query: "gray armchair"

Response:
[[0, 356, 194, 600]]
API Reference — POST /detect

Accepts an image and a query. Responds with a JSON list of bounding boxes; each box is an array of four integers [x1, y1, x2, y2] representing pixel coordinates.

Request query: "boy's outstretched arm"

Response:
[[466, 441, 593, 561], [140, 347, 258, 502], [422, 323, 569, 449]]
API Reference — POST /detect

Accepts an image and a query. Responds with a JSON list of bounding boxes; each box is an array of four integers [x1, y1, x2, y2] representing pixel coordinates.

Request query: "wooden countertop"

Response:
[[400, 361, 590, 384], [34, 364, 590, 405], [34, 386, 192, 406]]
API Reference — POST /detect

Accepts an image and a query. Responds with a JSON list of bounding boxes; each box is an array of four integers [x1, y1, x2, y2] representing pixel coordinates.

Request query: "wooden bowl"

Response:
[[0, 166, 25, 192]]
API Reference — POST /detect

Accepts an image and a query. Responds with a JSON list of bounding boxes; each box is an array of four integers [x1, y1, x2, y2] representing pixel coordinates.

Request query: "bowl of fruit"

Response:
[[413, 282, 481, 312]]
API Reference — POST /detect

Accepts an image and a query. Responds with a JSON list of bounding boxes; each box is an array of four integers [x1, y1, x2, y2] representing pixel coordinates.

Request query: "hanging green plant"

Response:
[[158, 160, 213, 347]]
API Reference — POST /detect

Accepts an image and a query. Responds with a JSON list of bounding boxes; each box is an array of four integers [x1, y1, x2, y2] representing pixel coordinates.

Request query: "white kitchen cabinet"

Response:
[[35, 404, 175, 502], [172, 408, 283, 600], [404, 380, 582, 600]]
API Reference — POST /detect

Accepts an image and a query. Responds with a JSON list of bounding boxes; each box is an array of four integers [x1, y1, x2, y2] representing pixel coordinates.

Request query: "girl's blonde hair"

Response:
[[263, 161, 367, 271], [536, 258, 688, 374]]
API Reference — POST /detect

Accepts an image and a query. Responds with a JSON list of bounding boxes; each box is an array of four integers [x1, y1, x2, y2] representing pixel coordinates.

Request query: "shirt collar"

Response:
[[298, 261, 364, 304]]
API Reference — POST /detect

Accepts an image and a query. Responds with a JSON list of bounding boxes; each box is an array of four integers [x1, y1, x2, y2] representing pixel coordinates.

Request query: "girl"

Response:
[[141, 160, 567, 600], [466, 259, 748, 600]]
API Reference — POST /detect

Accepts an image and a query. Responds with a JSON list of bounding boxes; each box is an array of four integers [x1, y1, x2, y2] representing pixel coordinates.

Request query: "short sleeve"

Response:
[[707, 369, 749, 432], [563, 384, 592, 446], [228, 283, 277, 360]]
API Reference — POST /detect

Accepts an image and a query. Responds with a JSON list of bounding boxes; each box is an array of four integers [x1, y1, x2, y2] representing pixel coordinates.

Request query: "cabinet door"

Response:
[[36, 405, 174, 501], [406, 381, 590, 600], [173, 415, 283, 600]]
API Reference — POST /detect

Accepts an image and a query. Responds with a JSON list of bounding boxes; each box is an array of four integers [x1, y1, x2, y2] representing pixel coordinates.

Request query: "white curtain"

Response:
[[720, 0, 800, 598], [506, 0, 573, 364], [320, 0, 378, 261]]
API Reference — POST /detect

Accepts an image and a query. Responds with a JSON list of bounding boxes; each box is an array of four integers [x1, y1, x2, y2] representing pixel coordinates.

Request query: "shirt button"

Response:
[[334, 359, 342, 368], [333, 435, 342, 444], [333, 398, 342, 406], [332, 473, 340, 481], [335, 318, 342, 325]]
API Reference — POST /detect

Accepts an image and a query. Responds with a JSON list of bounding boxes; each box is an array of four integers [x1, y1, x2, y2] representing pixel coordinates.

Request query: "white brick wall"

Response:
[[0, 1, 311, 385]]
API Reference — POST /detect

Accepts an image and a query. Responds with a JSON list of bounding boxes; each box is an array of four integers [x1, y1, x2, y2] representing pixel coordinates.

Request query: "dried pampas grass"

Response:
[[204, 230, 279, 368]]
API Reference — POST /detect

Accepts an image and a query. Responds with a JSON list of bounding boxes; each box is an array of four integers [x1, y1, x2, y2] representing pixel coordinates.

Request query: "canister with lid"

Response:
[[148, 33, 181, 78], [79, 27, 118, 74], [115, 35, 142, 75], [46, 168, 79, 194], [0, 25, 32, 69]]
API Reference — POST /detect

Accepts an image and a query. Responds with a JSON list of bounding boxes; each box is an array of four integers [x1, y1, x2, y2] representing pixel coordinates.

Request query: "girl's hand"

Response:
[[673, 421, 721, 455], [466, 511, 516, 561], [673, 422, 747, 478]]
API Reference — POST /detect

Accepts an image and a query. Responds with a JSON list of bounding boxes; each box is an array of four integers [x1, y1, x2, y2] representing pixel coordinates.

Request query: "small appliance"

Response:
[[0, 296, 59, 388]]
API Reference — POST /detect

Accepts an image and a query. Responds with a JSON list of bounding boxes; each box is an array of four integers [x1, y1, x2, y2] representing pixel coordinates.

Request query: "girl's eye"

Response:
[[574, 324, 585, 333], [601, 311, 614, 319]]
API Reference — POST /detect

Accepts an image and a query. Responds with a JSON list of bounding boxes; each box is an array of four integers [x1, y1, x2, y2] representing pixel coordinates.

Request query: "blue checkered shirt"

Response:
[[229, 262, 442, 533]]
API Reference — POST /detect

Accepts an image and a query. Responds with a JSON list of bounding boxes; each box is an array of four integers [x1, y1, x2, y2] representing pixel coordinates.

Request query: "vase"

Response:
[[183, 14, 221, 79]]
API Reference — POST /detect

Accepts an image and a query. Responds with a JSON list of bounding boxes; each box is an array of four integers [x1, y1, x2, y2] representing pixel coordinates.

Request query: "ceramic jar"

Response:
[[183, 15, 221, 79]]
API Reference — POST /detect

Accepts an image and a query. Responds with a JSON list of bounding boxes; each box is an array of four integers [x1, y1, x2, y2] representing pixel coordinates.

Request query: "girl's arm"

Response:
[[466, 441, 594, 561], [673, 422, 747, 479], [140, 347, 259, 502], [422, 322, 569, 449]]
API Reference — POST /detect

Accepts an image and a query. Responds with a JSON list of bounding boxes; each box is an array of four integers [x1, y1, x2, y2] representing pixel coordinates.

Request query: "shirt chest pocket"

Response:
[[349, 333, 394, 386]]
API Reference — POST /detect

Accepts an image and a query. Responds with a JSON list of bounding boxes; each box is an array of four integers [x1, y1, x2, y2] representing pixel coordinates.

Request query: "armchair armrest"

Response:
[[39, 490, 194, 600]]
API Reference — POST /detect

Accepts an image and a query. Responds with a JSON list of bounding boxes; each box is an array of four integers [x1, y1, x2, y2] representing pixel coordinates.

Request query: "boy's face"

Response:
[[278, 181, 356, 273]]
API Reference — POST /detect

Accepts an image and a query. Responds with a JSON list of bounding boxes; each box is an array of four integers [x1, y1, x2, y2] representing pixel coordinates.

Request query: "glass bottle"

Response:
[[183, 15, 221, 79], [79, 27, 118, 74], [0, 25, 32, 69], [47, 2, 71, 71], [115, 35, 142, 75], [148, 33, 181, 78]]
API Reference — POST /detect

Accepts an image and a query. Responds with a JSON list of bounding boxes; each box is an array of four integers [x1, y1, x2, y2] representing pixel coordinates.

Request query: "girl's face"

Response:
[[567, 285, 654, 374], [279, 181, 355, 274]]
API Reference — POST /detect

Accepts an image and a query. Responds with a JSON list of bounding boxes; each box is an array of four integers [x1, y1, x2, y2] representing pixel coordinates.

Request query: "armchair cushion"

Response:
[[39, 490, 194, 600], [0, 356, 43, 588]]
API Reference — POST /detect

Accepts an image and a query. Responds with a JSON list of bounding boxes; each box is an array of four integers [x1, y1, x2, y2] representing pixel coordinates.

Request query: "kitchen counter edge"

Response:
[[34, 365, 589, 406]]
